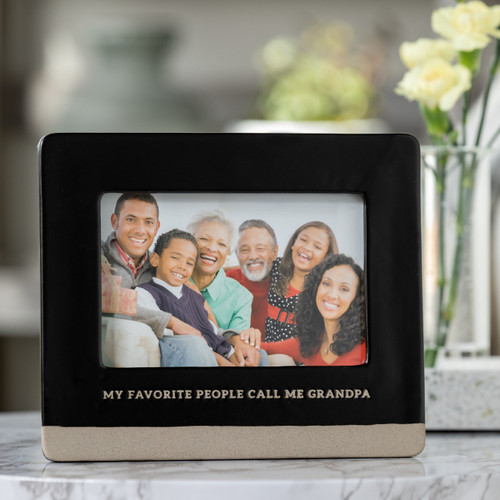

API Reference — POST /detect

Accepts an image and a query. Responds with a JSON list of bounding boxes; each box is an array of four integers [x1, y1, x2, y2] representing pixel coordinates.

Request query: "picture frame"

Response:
[[39, 132, 425, 461]]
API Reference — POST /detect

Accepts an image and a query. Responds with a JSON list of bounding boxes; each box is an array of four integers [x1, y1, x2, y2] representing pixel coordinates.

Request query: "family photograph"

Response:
[[100, 191, 367, 368]]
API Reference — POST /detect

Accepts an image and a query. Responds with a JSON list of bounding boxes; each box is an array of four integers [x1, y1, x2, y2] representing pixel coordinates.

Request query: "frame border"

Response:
[[39, 133, 425, 459]]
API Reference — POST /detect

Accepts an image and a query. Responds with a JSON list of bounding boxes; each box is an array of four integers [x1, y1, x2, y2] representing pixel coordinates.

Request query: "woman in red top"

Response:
[[262, 254, 366, 366]]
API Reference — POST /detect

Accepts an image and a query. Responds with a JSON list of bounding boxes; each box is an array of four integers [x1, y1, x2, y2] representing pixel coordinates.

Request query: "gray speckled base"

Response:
[[41, 423, 425, 461], [425, 361, 500, 430]]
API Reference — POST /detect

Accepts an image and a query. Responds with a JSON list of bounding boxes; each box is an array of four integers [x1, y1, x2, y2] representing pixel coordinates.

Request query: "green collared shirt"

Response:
[[192, 269, 253, 331]]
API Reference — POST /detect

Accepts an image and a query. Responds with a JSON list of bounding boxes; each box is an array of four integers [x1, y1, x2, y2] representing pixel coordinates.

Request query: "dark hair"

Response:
[[153, 229, 199, 263], [274, 221, 339, 297], [238, 219, 278, 248], [294, 253, 366, 358], [114, 192, 159, 219]]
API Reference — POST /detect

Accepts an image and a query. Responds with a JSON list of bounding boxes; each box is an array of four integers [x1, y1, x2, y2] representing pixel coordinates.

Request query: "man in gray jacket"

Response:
[[102, 192, 218, 366]]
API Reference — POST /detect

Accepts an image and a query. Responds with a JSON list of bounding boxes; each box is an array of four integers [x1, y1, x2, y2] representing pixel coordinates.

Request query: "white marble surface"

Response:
[[2, 413, 500, 499]]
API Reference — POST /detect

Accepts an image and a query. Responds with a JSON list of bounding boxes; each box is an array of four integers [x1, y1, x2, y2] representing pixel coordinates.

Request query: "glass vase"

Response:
[[421, 146, 492, 367]]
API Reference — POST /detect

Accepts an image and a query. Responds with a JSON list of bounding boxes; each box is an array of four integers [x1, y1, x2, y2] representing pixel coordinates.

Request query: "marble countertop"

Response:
[[2, 413, 500, 499]]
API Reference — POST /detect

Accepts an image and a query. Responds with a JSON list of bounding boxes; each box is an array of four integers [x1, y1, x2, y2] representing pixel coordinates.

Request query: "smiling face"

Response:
[[315, 265, 359, 323], [111, 200, 160, 266], [237, 227, 278, 282], [150, 238, 198, 287], [192, 221, 231, 275], [291, 226, 330, 273]]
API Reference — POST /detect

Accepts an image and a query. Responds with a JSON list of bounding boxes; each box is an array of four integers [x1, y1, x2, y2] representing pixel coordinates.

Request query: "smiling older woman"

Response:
[[187, 210, 253, 332]]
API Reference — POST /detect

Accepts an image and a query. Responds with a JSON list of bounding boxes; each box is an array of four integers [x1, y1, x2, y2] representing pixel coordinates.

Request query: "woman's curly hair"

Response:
[[294, 253, 366, 358], [274, 221, 339, 297]]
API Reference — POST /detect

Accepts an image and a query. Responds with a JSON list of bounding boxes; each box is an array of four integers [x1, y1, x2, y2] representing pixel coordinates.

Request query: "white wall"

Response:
[[101, 192, 365, 268]]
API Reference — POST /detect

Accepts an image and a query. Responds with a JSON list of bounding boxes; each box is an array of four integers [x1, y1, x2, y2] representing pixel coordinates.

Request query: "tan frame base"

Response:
[[42, 423, 425, 461]]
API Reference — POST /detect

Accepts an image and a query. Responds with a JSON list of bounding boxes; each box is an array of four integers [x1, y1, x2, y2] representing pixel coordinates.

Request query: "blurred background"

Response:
[[0, 0, 498, 411]]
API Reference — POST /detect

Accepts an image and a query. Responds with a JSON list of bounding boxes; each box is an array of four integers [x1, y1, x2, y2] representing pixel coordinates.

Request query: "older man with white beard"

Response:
[[226, 219, 278, 339]]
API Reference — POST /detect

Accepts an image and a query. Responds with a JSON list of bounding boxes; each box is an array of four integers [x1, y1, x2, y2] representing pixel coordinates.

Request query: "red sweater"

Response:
[[226, 268, 270, 334], [262, 338, 367, 366]]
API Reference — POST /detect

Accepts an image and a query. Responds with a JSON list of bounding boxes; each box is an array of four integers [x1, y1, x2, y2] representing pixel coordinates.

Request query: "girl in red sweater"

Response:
[[265, 221, 339, 342]]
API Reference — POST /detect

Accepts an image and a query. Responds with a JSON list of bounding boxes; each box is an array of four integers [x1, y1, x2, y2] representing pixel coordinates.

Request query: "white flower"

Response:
[[400, 38, 456, 69], [395, 57, 471, 111], [432, 1, 500, 52]]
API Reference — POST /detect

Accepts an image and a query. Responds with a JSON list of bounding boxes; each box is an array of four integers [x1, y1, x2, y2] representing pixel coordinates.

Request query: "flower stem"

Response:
[[487, 125, 500, 148], [441, 151, 478, 339], [475, 39, 500, 146], [434, 151, 448, 347], [461, 90, 471, 146]]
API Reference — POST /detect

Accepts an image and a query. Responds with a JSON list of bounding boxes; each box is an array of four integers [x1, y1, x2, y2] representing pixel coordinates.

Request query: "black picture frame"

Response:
[[40, 133, 425, 460]]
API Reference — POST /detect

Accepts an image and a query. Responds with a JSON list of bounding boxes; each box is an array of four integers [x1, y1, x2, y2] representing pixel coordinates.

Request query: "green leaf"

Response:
[[459, 50, 482, 76], [420, 104, 451, 139]]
